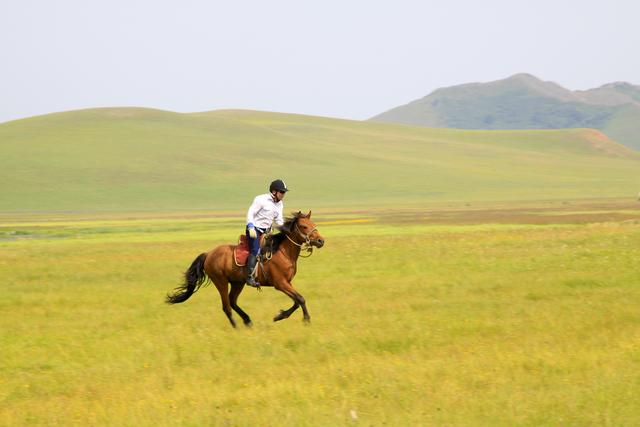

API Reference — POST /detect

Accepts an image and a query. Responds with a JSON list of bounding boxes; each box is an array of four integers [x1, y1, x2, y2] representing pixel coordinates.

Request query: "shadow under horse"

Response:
[[165, 211, 325, 327]]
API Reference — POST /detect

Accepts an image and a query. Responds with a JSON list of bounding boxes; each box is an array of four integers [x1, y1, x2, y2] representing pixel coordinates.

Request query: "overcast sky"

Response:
[[1, 0, 639, 123]]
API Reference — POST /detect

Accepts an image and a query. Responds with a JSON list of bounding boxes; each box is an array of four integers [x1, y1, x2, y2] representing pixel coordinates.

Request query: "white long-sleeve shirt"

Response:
[[246, 193, 284, 230]]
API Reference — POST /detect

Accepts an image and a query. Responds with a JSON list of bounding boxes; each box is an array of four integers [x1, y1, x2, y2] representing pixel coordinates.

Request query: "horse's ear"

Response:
[[307, 210, 312, 218]]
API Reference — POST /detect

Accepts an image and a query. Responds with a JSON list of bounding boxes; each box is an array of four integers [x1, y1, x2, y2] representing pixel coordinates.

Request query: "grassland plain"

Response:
[[1, 204, 640, 426], [1, 108, 640, 213]]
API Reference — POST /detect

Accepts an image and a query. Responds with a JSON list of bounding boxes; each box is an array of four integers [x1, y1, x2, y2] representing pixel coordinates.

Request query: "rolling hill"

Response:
[[1, 107, 639, 213], [370, 74, 640, 151]]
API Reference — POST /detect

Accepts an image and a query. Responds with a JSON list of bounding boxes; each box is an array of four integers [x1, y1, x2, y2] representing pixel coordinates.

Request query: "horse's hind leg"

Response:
[[229, 282, 252, 327], [213, 277, 236, 328]]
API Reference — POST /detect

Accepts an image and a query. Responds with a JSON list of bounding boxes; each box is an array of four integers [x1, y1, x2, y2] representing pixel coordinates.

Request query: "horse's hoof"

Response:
[[303, 317, 311, 324]]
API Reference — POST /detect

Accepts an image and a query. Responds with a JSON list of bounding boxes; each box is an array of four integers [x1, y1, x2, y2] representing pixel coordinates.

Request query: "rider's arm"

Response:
[[274, 204, 284, 228], [246, 196, 263, 238], [246, 196, 262, 228]]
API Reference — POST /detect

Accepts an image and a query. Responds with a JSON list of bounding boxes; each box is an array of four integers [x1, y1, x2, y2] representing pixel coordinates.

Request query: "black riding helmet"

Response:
[[269, 179, 289, 193]]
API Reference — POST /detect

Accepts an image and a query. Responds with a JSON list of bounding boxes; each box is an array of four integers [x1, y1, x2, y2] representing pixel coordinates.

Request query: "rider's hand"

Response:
[[248, 226, 257, 239]]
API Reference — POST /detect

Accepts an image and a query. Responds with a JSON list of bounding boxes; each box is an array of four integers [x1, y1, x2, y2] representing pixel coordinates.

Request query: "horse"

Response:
[[165, 211, 325, 327]]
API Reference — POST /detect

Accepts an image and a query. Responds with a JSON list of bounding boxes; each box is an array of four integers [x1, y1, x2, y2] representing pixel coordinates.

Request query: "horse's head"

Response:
[[288, 211, 325, 248]]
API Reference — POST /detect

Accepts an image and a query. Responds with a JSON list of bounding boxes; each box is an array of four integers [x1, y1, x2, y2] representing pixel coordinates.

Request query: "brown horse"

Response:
[[165, 211, 325, 327]]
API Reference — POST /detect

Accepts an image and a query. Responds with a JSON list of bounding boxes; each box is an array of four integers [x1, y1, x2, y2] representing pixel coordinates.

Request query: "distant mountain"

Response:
[[370, 74, 640, 151]]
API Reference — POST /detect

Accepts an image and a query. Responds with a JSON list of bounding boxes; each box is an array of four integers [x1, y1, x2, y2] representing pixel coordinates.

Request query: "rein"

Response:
[[283, 223, 317, 258]]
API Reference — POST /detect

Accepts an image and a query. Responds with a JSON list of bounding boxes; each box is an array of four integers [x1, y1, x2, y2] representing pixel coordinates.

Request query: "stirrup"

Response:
[[245, 254, 260, 289], [246, 275, 261, 289]]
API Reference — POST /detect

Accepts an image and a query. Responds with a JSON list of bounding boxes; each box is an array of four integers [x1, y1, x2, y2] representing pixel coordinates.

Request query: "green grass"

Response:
[[602, 104, 640, 151], [1, 108, 639, 213], [1, 206, 640, 425]]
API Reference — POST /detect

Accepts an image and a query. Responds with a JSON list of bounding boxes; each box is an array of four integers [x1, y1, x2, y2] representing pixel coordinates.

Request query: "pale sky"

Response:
[[1, 0, 639, 123]]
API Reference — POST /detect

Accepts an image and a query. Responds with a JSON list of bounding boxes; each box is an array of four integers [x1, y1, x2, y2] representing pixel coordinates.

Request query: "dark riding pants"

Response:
[[246, 226, 265, 256]]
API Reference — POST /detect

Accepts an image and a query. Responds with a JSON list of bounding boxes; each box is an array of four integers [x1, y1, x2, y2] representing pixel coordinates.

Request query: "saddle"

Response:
[[233, 234, 267, 267]]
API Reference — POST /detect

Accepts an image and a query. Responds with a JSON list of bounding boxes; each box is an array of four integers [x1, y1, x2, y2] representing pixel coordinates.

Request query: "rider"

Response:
[[245, 179, 289, 287]]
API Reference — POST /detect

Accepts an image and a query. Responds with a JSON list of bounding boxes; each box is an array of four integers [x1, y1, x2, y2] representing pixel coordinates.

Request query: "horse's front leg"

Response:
[[273, 281, 309, 323], [273, 301, 299, 322]]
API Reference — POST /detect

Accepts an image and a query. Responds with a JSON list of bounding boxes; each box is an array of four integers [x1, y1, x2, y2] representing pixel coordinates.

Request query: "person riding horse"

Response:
[[245, 179, 289, 287], [166, 209, 324, 327]]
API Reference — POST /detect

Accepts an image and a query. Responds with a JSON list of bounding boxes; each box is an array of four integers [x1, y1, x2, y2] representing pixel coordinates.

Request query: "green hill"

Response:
[[1, 107, 639, 213], [370, 74, 640, 151]]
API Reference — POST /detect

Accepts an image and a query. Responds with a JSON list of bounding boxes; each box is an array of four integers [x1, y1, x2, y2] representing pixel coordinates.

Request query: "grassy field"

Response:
[[2, 202, 640, 426], [1, 108, 639, 212]]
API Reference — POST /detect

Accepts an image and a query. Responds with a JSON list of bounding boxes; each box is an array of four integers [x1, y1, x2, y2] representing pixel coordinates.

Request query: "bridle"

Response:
[[284, 221, 318, 257]]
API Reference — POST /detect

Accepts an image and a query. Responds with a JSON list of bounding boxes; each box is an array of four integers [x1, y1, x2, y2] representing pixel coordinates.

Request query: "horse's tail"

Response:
[[165, 253, 209, 304]]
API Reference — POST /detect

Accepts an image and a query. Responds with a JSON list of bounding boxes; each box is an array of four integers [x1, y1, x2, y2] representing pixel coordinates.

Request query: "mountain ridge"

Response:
[[370, 74, 640, 150]]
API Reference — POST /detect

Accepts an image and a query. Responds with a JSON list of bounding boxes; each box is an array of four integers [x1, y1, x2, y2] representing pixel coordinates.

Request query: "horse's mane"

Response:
[[265, 211, 306, 253]]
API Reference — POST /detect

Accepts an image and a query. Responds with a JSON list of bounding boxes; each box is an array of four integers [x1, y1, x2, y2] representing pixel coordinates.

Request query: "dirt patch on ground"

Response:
[[367, 199, 640, 225], [583, 129, 640, 158]]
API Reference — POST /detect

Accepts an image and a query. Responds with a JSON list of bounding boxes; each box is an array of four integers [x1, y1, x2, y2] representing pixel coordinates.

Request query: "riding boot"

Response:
[[245, 254, 259, 288]]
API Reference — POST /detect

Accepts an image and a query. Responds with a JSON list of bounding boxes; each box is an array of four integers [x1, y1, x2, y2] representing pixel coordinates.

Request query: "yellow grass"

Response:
[[1, 205, 640, 426]]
